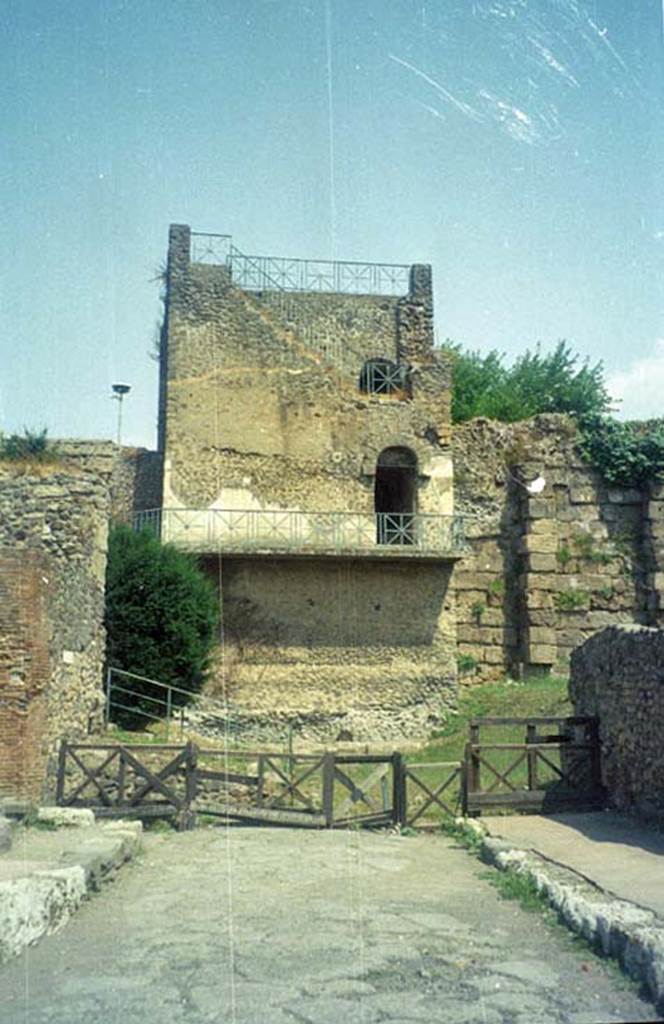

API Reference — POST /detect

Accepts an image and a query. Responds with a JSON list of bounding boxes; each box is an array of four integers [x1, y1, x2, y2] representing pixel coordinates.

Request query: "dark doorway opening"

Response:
[[374, 447, 417, 545]]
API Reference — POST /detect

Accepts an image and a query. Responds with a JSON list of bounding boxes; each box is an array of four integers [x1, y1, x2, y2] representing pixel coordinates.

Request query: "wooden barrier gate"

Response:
[[463, 715, 605, 815], [55, 742, 464, 829]]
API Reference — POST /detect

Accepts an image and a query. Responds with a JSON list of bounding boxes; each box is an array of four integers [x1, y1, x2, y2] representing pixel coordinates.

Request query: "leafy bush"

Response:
[[104, 524, 219, 727], [0, 428, 56, 462], [577, 415, 664, 486], [443, 340, 612, 424]]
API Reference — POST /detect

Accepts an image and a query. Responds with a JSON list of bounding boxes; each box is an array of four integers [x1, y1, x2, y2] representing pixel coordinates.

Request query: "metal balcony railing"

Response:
[[189, 232, 410, 296], [133, 508, 464, 556]]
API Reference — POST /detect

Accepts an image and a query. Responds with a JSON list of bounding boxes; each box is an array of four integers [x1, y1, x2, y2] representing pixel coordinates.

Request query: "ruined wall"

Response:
[[453, 415, 648, 681], [203, 554, 456, 744], [161, 224, 452, 516], [158, 225, 457, 741], [57, 440, 162, 522], [0, 464, 110, 800], [570, 625, 664, 817]]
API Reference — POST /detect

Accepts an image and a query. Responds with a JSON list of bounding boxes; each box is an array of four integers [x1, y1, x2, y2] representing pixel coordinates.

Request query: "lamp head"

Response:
[[111, 383, 131, 396]]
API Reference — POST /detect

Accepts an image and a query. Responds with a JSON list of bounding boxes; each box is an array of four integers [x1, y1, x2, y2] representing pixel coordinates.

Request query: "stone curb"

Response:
[[454, 817, 664, 1012], [0, 819, 142, 963]]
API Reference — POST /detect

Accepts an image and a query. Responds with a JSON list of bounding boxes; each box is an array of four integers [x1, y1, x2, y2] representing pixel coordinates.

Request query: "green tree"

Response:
[[104, 524, 219, 727], [443, 340, 613, 424]]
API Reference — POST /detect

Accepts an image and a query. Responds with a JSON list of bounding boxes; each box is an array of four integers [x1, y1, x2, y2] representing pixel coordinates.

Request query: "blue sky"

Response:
[[2, 0, 663, 447]]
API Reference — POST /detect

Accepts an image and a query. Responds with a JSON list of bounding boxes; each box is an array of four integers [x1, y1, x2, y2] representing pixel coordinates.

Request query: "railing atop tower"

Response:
[[189, 232, 410, 296]]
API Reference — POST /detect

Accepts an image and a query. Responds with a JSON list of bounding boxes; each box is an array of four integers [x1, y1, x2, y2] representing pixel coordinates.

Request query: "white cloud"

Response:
[[607, 340, 664, 420]]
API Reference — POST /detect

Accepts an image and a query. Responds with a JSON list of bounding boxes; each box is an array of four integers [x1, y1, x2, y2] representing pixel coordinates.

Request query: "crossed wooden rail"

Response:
[[55, 742, 464, 830], [463, 716, 605, 814]]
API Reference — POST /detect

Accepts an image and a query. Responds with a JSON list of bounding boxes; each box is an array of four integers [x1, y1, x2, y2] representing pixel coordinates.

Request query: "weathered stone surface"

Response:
[[0, 867, 87, 964], [477, 825, 664, 1013], [527, 644, 557, 664], [570, 626, 664, 816], [520, 533, 558, 555], [0, 466, 110, 801], [160, 226, 457, 742], [527, 553, 558, 573], [36, 807, 95, 829], [0, 816, 12, 853]]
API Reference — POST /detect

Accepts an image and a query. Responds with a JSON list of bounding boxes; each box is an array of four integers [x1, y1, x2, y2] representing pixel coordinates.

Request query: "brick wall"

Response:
[[0, 464, 110, 800]]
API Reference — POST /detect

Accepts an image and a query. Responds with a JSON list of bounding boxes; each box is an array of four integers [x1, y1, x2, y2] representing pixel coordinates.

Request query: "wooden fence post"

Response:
[[181, 741, 198, 831], [322, 752, 335, 828], [55, 741, 67, 805], [526, 723, 538, 791], [461, 753, 469, 815], [391, 752, 406, 827], [469, 724, 481, 793], [256, 755, 265, 807]]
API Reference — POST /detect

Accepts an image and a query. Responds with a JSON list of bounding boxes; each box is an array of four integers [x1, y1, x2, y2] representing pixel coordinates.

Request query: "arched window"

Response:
[[359, 358, 409, 397], [374, 447, 417, 545]]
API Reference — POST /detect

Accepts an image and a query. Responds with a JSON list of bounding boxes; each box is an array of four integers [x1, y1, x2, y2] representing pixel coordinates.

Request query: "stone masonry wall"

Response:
[[0, 462, 110, 800], [570, 625, 664, 816], [57, 440, 162, 522], [203, 555, 456, 744], [159, 224, 457, 742], [453, 415, 649, 682], [161, 225, 452, 516]]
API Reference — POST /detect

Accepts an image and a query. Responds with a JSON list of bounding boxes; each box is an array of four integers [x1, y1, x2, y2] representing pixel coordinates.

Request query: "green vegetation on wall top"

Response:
[[0, 428, 58, 463], [443, 340, 611, 425], [445, 339, 664, 487]]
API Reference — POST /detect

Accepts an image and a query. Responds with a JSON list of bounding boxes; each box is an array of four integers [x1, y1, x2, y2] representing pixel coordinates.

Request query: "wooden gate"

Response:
[[463, 716, 605, 815], [56, 743, 411, 829], [56, 741, 197, 826]]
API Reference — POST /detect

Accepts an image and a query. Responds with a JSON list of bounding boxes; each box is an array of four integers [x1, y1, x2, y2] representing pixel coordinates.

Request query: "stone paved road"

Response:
[[1, 828, 657, 1024]]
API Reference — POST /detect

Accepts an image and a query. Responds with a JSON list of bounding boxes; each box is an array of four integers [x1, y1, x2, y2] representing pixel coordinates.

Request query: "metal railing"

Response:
[[359, 359, 411, 396], [105, 667, 190, 739], [227, 251, 410, 296], [190, 232, 232, 265], [133, 508, 464, 555], [189, 232, 410, 296]]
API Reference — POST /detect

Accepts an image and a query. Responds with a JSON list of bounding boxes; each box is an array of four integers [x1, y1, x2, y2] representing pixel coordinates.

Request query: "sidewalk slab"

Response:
[[467, 812, 664, 1012], [481, 811, 664, 917], [0, 818, 142, 963]]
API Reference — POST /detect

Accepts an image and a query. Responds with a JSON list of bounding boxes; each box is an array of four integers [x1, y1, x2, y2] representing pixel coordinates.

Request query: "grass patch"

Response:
[[143, 818, 176, 833], [440, 818, 484, 854], [410, 674, 571, 766], [480, 867, 549, 911], [407, 674, 572, 821]]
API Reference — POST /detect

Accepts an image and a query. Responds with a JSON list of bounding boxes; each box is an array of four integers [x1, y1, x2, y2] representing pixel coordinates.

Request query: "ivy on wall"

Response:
[[577, 416, 664, 487]]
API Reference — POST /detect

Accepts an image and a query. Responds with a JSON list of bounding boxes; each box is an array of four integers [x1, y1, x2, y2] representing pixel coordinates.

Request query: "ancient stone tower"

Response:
[[151, 224, 462, 742]]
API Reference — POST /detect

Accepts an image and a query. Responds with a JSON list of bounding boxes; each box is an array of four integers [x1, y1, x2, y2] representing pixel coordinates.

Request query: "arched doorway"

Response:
[[374, 447, 417, 545]]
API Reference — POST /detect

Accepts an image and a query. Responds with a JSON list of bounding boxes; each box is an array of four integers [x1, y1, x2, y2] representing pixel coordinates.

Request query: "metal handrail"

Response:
[[188, 231, 410, 296], [133, 508, 465, 553]]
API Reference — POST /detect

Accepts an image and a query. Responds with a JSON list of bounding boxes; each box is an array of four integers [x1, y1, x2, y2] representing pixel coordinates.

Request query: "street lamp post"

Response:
[[111, 383, 131, 445]]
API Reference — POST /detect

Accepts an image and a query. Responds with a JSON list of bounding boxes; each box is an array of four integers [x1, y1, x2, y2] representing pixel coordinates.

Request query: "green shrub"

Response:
[[488, 577, 505, 599], [554, 589, 589, 612], [104, 525, 219, 728], [444, 340, 612, 424], [577, 415, 664, 487], [0, 428, 57, 462], [556, 545, 572, 566], [457, 654, 478, 675], [470, 600, 485, 621]]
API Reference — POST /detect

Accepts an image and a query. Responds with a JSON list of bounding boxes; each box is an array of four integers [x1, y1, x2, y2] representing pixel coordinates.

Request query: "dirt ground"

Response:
[[0, 826, 657, 1024]]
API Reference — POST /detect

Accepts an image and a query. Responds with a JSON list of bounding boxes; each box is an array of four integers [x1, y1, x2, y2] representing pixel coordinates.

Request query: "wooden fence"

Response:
[[463, 716, 605, 815], [55, 742, 464, 830]]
